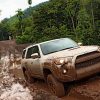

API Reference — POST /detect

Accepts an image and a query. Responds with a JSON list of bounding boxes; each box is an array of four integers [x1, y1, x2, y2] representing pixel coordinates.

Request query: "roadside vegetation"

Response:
[[0, 0, 100, 45]]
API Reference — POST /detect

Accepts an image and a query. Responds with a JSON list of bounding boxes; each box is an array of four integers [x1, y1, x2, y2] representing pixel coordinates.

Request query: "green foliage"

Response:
[[81, 0, 100, 45], [76, 8, 92, 42], [16, 9, 24, 35], [0, 0, 100, 45], [16, 34, 32, 44], [0, 19, 10, 40]]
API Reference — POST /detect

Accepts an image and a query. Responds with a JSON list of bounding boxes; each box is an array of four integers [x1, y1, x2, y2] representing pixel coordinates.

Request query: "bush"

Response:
[[16, 35, 32, 44]]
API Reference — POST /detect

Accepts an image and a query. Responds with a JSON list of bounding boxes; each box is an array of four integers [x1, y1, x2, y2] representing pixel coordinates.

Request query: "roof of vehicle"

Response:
[[23, 38, 71, 50]]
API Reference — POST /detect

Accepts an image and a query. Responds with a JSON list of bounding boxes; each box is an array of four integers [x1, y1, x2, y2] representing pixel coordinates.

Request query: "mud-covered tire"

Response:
[[47, 74, 65, 97], [23, 70, 34, 84]]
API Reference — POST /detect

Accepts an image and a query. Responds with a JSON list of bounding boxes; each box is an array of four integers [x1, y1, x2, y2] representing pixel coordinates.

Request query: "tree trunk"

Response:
[[71, 16, 78, 42], [91, 1, 95, 30]]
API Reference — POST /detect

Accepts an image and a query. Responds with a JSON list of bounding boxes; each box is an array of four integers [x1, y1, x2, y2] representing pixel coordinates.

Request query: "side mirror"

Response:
[[31, 53, 39, 59], [78, 42, 82, 46]]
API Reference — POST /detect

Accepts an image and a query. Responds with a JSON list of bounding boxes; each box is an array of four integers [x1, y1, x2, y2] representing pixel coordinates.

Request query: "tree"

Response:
[[0, 19, 10, 41], [80, 0, 100, 45], [16, 9, 24, 35], [0, 0, 100, 44], [65, 0, 80, 41]]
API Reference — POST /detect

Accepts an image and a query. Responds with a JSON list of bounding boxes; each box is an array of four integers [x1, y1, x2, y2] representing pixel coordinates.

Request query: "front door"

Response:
[[26, 45, 43, 78]]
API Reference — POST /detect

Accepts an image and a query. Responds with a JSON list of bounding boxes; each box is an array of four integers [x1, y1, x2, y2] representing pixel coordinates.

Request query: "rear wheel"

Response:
[[47, 74, 65, 97], [23, 70, 35, 84]]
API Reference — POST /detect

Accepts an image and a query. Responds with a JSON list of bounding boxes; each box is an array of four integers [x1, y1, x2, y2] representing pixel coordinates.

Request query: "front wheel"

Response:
[[47, 74, 65, 97]]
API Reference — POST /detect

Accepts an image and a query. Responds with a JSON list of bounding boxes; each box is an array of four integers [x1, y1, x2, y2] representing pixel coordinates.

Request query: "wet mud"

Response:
[[11, 68, 100, 100]]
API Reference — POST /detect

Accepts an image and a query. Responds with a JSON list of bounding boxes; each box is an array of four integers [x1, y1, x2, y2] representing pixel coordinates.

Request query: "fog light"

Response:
[[60, 59, 64, 64], [63, 69, 67, 74]]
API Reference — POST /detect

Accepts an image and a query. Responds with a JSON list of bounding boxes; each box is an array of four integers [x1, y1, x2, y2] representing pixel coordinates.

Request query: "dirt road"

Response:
[[12, 68, 100, 100]]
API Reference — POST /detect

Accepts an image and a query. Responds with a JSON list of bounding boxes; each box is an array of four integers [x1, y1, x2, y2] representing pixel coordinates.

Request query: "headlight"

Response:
[[98, 47, 100, 52], [54, 57, 73, 68], [62, 62, 73, 74], [59, 59, 64, 64], [55, 59, 65, 68], [65, 57, 72, 63], [62, 69, 67, 74]]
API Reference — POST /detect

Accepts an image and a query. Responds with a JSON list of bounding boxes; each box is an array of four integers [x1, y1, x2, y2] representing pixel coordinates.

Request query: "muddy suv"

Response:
[[21, 38, 100, 97]]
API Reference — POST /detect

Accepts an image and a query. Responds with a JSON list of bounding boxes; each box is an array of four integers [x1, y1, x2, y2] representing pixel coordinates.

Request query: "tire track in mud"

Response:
[[1, 66, 100, 100], [11, 68, 100, 100]]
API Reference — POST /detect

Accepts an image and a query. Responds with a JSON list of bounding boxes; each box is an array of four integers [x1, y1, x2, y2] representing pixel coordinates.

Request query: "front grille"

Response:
[[75, 51, 100, 69]]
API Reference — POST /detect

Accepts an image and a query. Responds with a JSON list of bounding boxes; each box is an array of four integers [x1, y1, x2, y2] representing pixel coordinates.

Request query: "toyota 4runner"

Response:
[[21, 38, 100, 97]]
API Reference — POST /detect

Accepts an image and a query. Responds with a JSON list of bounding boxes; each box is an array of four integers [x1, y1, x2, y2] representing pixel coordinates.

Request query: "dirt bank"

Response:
[[0, 40, 31, 55]]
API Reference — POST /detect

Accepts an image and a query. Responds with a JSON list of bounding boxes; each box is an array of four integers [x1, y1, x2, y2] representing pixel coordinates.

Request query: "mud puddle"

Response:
[[1, 54, 100, 100], [12, 67, 100, 100]]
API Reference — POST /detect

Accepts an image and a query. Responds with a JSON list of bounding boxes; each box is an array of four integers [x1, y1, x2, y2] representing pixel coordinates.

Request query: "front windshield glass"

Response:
[[40, 38, 78, 55]]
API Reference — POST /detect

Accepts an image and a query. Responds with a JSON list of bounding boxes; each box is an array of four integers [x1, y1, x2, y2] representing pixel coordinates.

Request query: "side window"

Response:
[[22, 49, 26, 58], [26, 46, 40, 59]]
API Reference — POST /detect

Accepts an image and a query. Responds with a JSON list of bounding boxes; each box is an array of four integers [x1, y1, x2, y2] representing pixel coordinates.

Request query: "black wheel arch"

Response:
[[22, 67, 26, 72], [43, 68, 52, 80]]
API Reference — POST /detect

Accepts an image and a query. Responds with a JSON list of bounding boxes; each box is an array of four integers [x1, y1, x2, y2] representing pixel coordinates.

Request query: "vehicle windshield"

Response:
[[40, 38, 78, 55]]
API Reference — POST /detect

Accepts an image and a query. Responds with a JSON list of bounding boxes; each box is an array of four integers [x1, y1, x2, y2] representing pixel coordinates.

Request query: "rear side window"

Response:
[[22, 49, 26, 58]]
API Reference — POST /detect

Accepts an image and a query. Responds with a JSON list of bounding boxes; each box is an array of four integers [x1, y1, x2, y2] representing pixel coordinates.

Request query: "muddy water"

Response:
[[11, 67, 100, 100], [12, 67, 100, 100], [0, 55, 60, 100], [1, 55, 100, 100], [0, 55, 33, 100]]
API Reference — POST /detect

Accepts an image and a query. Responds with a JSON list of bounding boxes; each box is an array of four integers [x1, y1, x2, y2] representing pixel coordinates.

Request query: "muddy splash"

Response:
[[0, 55, 33, 100], [0, 54, 59, 100]]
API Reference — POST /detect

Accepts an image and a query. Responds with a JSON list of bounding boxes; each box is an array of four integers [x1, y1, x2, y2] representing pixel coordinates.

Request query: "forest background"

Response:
[[0, 0, 100, 45]]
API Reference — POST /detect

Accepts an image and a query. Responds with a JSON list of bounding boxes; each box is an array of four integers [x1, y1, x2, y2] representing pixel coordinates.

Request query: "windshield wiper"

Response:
[[45, 46, 78, 55], [59, 47, 74, 51]]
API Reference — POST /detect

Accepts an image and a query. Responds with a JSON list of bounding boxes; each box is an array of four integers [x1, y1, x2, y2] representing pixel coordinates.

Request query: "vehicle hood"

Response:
[[44, 46, 99, 59]]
